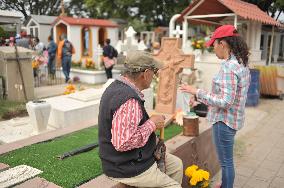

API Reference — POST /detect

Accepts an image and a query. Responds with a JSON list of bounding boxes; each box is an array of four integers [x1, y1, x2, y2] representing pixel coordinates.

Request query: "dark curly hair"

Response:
[[217, 32, 249, 67]]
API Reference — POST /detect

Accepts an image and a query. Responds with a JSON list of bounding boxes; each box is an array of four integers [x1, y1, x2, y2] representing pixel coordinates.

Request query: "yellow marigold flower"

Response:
[[202, 181, 209, 188], [193, 169, 204, 182], [185, 165, 198, 178], [189, 177, 198, 186], [201, 170, 210, 180]]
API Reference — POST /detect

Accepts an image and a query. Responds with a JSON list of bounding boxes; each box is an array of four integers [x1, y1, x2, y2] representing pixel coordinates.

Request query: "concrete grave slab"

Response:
[[0, 165, 42, 188]]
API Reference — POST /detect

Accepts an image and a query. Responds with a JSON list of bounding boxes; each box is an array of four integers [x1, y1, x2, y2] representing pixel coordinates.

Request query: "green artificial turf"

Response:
[[0, 124, 182, 188]]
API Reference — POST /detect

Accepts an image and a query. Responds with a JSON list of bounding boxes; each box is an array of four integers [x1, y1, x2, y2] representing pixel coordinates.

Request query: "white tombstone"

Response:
[[116, 40, 123, 54], [26, 100, 51, 135], [95, 44, 103, 70], [172, 25, 183, 38], [138, 40, 147, 51], [0, 165, 42, 188], [121, 26, 139, 55]]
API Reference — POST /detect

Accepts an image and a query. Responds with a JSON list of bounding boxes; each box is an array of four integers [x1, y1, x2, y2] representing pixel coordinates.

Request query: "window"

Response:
[[30, 28, 33, 36], [35, 28, 38, 37], [81, 27, 91, 57]]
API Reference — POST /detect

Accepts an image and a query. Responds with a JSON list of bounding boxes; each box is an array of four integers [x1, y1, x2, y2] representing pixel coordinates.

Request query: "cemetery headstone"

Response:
[[0, 165, 42, 188], [154, 38, 195, 114], [0, 47, 34, 101]]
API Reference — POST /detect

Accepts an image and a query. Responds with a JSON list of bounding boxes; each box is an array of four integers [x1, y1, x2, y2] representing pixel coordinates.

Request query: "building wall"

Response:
[[69, 25, 81, 62], [39, 25, 53, 45], [107, 27, 119, 47]]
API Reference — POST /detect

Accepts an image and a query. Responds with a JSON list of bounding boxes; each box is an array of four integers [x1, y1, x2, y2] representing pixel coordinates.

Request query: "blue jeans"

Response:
[[62, 56, 72, 82], [48, 55, 56, 75], [212, 121, 237, 188]]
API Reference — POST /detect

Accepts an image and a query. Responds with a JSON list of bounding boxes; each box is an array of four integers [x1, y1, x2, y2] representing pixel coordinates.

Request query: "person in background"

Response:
[[34, 37, 45, 55], [47, 36, 57, 79], [9, 37, 15, 47], [16, 32, 30, 49], [98, 50, 183, 188], [57, 34, 75, 83], [102, 38, 117, 79], [180, 25, 251, 188]]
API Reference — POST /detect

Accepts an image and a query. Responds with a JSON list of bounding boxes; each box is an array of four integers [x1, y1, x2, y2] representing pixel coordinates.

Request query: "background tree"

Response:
[[85, 0, 192, 31], [244, 0, 284, 21], [0, 0, 86, 20]]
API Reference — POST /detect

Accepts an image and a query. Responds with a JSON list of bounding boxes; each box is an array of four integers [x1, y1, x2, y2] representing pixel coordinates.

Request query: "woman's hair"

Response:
[[105, 38, 111, 45], [218, 31, 249, 67]]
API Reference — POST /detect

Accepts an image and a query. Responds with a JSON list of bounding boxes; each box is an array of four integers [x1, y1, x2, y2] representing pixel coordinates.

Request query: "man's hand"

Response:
[[150, 115, 166, 131]]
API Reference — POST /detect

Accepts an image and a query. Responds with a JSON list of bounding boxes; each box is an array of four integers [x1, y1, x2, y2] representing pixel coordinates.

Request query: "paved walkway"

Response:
[[212, 98, 284, 188]]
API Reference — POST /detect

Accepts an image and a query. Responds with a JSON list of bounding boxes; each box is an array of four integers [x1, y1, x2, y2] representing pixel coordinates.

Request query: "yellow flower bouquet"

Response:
[[85, 58, 95, 69], [185, 165, 210, 188], [64, 84, 76, 95], [191, 38, 206, 52]]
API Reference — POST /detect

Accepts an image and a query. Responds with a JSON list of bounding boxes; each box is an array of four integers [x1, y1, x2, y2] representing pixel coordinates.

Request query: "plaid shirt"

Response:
[[196, 55, 251, 130]]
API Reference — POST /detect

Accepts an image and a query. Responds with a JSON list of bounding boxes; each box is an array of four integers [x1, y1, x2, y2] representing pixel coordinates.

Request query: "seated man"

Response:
[[98, 51, 183, 188]]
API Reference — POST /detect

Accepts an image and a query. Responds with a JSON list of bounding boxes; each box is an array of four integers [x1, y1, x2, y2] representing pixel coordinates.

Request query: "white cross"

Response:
[[172, 25, 183, 38]]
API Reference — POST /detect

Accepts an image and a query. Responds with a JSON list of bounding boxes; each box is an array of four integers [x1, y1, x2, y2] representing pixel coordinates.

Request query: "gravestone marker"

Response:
[[121, 26, 138, 55], [0, 165, 42, 188], [154, 38, 195, 114]]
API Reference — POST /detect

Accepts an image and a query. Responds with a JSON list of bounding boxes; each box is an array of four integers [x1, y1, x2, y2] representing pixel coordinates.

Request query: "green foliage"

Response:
[[85, 0, 192, 28], [0, 27, 9, 39], [0, 0, 88, 20], [0, 123, 182, 187], [244, 0, 284, 21]]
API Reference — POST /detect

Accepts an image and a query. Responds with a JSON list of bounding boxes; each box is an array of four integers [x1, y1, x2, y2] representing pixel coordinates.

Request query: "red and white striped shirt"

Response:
[[111, 76, 156, 152]]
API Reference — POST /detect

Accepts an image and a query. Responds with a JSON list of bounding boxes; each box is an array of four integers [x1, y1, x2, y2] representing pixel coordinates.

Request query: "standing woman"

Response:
[[180, 25, 251, 188]]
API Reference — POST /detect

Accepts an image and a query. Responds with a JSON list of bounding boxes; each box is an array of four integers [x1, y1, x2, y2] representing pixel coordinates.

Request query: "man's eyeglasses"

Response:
[[151, 67, 159, 75]]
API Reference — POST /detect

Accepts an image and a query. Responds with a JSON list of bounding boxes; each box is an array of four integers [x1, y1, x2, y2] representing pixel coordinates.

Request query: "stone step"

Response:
[[0, 165, 42, 188], [14, 177, 62, 188], [0, 163, 9, 172]]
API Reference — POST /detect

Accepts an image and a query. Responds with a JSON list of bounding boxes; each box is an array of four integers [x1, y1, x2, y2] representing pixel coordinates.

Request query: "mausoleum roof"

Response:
[[53, 16, 118, 27], [26, 15, 57, 26], [178, 0, 282, 27]]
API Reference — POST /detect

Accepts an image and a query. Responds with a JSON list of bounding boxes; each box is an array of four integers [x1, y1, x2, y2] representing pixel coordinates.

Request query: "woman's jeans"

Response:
[[212, 121, 237, 188], [105, 65, 113, 79]]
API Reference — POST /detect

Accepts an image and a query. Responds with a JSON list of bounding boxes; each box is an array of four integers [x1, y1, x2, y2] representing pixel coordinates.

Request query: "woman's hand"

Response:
[[179, 84, 198, 95], [189, 95, 200, 107]]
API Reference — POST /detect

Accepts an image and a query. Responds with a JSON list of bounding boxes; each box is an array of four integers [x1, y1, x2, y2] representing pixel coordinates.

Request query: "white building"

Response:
[[169, 0, 283, 65], [0, 10, 22, 34], [25, 15, 57, 44], [52, 16, 119, 63]]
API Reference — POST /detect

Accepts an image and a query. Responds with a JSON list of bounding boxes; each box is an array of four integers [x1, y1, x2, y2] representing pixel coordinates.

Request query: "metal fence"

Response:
[[33, 65, 64, 87]]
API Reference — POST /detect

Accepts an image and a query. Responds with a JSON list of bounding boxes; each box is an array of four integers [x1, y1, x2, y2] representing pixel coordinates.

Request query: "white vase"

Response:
[[194, 49, 202, 61]]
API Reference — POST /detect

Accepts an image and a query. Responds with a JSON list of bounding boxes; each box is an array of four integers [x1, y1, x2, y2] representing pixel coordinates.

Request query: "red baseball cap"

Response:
[[206, 25, 239, 47]]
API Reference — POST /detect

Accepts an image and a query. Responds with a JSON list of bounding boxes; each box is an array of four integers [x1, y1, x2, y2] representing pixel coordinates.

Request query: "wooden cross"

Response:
[[154, 38, 195, 114]]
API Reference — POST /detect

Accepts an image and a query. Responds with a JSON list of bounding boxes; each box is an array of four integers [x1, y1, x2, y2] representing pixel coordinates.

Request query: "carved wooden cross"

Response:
[[154, 38, 195, 114]]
